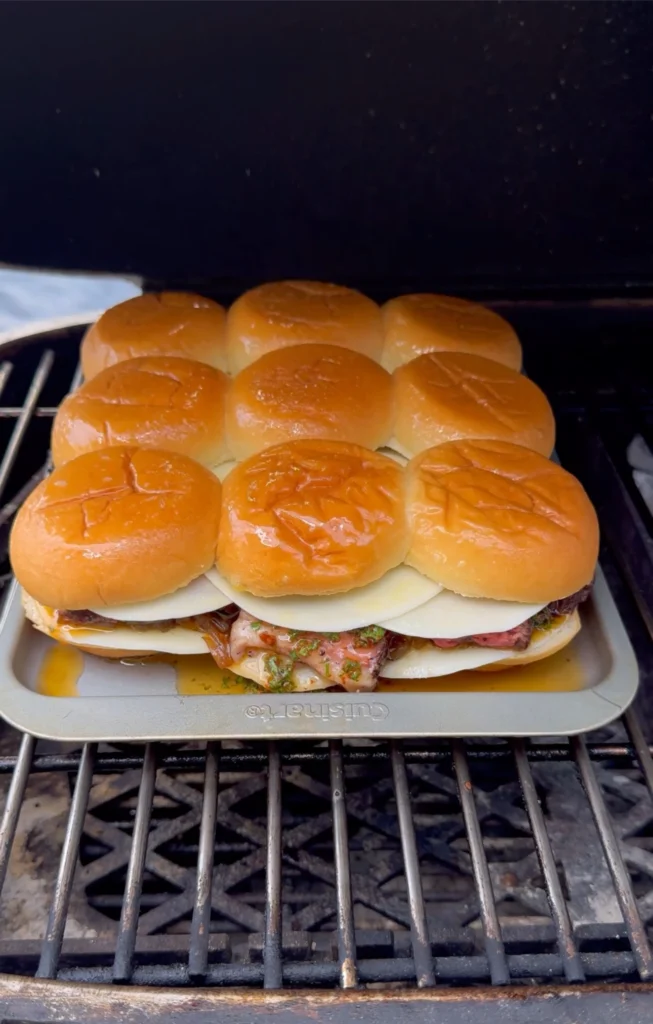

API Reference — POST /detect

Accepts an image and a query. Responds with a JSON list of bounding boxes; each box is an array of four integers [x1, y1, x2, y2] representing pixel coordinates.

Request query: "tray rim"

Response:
[[0, 568, 639, 741]]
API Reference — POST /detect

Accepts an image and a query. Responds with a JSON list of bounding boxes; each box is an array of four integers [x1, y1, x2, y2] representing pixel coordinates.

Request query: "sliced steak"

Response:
[[230, 612, 390, 691]]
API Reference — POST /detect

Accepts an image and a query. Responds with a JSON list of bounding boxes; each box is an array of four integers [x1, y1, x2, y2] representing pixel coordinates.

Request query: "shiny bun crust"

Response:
[[81, 292, 227, 379], [393, 352, 555, 457], [226, 281, 384, 374], [382, 294, 522, 372], [226, 344, 394, 460], [51, 356, 230, 469], [217, 440, 408, 596], [405, 440, 599, 603], [10, 447, 222, 610]]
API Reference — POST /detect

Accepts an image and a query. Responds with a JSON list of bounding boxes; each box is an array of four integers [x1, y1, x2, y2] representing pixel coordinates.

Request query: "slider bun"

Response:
[[226, 344, 394, 460], [382, 294, 522, 372], [51, 356, 230, 469], [393, 352, 555, 457], [226, 281, 384, 374], [217, 440, 407, 597], [81, 292, 227, 379], [478, 611, 581, 670], [10, 447, 222, 610], [405, 440, 599, 603]]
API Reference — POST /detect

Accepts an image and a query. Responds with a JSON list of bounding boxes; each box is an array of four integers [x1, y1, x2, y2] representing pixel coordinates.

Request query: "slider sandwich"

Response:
[[81, 292, 227, 380], [226, 280, 384, 373], [210, 439, 598, 690], [382, 294, 522, 372], [391, 351, 555, 458], [51, 356, 231, 471], [52, 343, 553, 477], [11, 440, 598, 693], [225, 343, 394, 460], [11, 447, 232, 660]]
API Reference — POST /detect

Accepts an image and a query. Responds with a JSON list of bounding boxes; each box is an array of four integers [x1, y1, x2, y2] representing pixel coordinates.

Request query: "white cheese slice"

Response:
[[379, 644, 507, 678], [205, 566, 443, 632], [385, 437, 413, 459], [377, 591, 546, 639], [88, 574, 233, 623], [376, 447, 409, 467], [380, 612, 581, 678], [54, 622, 209, 655], [211, 460, 237, 481]]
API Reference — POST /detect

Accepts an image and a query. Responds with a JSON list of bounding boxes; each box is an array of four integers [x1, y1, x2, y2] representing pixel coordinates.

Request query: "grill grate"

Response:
[[0, 314, 652, 1018]]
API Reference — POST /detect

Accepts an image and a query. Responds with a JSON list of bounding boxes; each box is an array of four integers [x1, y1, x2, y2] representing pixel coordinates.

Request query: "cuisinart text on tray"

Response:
[[245, 702, 389, 723]]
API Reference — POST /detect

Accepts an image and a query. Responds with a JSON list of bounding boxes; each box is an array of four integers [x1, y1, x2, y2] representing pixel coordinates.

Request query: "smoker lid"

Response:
[[0, 2, 650, 290]]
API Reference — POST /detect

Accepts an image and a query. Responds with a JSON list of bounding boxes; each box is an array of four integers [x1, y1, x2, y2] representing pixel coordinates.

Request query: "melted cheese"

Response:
[[380, 643, 506, 678], [233, 653, 331, 692], [381, 613, 581, 678], [212, 460, 237, 481], [378, 591, 546, 639], [205, 566, 443, 632], [88, 574, 232, 623], [54, 622, 209, 655]]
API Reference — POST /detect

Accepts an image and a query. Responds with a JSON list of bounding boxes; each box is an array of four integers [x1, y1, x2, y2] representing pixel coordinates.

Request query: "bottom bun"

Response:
[[477, 611, 581, 671]]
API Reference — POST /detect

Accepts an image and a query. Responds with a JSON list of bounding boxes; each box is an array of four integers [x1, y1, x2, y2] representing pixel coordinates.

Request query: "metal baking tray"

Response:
[[0, 565, 638, 741]]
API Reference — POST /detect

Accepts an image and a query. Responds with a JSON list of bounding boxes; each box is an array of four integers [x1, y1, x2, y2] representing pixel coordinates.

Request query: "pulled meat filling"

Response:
[[229, 612, 394, 692], [54, 585, 592, 689]]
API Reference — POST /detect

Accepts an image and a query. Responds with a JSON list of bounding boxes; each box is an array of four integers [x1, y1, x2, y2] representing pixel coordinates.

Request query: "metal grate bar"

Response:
[[0, 363, 13, 403], [54, 948, 642, 987], [263, 742, 283, 989], [113, 743, 157, 982], [624, 706, 653, 798], [572, 735, 653, 980], [452, 740, 510, 986], [188, 741, 221, 980], [36, 743, 96, 979], [0, 350, 53, 499], [0, 406, 60, 417], [329, 740, 358, 989], [2, 741, 652, 777], [390, 742, 435, 988], [513, 740, 585, 983], [0, 731, 35, 894]]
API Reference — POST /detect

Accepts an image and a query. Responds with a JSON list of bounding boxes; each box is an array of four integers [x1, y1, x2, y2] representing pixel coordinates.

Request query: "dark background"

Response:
[[0, 1, 651, 293]]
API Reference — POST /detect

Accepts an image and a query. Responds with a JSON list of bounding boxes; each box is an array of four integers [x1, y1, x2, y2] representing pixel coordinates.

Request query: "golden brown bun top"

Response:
[[393, 352, 555, 457], [81, 292, 227, 379], [382, 294, 522, 372], [51, 356, 230, 469], [217, 439, 407, 596], [225, 344, 394, 460], [405, 440, 599, 603], [226, 280, 384, 373], [10, 447, 222, 609]]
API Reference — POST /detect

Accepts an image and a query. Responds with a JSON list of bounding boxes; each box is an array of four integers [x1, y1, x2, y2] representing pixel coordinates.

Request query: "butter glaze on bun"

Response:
[[226, 281, 384, 373], [81, 292, 227, 379], [382, 294, 522, 372], [51, 356, 230, 469], [393, 352, 555, 456], [405, 439, 599, 603], [217, 440, 407, 596], [10, 447, 222, 609], [226, 344, 394, 460]]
